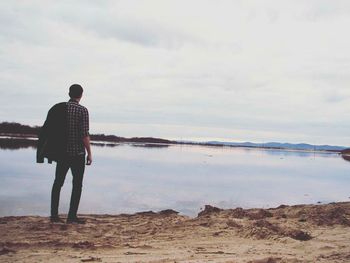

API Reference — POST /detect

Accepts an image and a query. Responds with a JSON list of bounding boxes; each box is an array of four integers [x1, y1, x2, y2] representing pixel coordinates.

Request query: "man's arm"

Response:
[[36, 112, 50, 163], [83, 135, 92, 165], [81, 107, 92, 165]]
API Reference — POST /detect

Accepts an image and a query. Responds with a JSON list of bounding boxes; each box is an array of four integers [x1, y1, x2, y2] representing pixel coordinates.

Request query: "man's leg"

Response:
[[51, 159, 69, 218], [67, 155, 85, 219]]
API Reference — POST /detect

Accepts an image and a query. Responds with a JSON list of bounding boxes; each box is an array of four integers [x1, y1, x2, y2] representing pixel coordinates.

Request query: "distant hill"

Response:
[[0, 121, 347, 152], [90, 134, 173, 144], [0, 122, 40, 136], [204, 141, 346, 152], [0, 122, 173, 144]]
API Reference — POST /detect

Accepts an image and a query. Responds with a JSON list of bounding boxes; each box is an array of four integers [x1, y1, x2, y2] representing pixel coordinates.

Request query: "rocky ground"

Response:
[[1, 202, 350, 262]]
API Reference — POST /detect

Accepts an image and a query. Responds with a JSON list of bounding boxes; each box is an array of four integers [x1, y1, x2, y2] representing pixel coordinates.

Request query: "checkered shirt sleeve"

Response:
[[81, 107, 89, 137]]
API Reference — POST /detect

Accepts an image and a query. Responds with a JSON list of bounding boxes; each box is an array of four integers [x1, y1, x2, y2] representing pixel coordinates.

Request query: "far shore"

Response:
[[0, 133, 346, 154], [1, 121, 348, 153]]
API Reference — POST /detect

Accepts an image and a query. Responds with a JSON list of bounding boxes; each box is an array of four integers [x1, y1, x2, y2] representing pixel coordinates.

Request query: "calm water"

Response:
[[0, 144, 349, 216]]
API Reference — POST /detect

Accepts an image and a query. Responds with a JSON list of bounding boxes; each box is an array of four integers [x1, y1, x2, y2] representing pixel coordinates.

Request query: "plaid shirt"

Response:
[[67, 99, 89, 156]]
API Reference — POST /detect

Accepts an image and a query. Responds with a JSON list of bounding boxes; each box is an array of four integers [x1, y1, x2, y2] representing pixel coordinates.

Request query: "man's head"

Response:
[[69, 84, 83, 99]]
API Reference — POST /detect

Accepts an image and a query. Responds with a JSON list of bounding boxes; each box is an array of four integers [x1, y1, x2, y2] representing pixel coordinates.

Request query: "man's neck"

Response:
[[69, 98, 80, 103]]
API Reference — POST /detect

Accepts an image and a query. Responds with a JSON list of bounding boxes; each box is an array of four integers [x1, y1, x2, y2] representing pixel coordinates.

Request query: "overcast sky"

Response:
[[1, 0, 350, 145]]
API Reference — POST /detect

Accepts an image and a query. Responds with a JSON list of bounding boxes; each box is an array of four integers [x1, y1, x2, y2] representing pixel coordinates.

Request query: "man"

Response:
[[37, 84, 92, 224]]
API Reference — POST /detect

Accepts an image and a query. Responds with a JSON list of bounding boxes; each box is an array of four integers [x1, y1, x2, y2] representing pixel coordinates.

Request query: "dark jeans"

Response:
[[51, 155, 85, 219]]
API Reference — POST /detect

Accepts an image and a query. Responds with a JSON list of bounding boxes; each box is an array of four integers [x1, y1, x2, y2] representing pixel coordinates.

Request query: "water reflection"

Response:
[[0, 144, 349, 217], [0, 138, 171, 150], [0, 138, 37, 150], [131, 143, 170, 148], [91, 142, 122, 147], [341, 154, 350, 162]]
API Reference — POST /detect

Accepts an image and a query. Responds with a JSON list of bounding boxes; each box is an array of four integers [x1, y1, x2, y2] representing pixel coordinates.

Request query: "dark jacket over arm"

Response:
[[36, 102, 68, 163]]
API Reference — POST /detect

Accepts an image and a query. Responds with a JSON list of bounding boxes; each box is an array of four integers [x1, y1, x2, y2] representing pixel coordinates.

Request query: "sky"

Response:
[[0, 0, 350, 146]]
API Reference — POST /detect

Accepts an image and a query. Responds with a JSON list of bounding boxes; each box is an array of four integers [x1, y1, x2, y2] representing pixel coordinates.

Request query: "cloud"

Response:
[[80, 16, 192, 49], [1, 1, 350, 145]]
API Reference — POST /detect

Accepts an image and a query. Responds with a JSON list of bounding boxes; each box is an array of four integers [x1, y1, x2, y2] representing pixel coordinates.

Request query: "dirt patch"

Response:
[[198, 205, 223, 217], [0, 246, 16, 255], [318, 252, 350, 261], [81, 256, 102, 262], [243, 219, 312, 241], [226, 220, 242, 228], [313, 206, 350, 226], [280, 203, 350, 226], [244, 220, 281, 239], [72, 241, 96, 249], [158, 209, 179, 216], [286, 229, 312, 241], [247, 257, 282, 263], [246, 209, 273, 220], [229, 207, 247, 218]]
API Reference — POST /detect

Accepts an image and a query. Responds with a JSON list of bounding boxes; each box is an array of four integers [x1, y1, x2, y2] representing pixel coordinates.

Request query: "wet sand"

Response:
[[1, 202, 350, 262]]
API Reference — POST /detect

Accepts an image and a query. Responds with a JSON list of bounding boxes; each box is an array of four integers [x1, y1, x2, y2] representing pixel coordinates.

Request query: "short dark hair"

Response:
[[69, 84, 83, 98]]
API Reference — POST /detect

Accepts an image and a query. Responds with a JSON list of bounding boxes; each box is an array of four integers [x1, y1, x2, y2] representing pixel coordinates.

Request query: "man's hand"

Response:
[[86, 154, 92, 165], [83, 135, 92, 165]]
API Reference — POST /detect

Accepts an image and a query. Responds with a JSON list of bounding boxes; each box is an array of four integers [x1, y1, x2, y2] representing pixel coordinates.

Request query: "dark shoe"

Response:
[[50, 216, 64, 223], [66, 217, 86, 224]]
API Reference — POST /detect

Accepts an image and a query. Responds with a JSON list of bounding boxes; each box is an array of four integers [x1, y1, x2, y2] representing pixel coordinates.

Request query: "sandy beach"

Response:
[[1, 202, 349, 263]]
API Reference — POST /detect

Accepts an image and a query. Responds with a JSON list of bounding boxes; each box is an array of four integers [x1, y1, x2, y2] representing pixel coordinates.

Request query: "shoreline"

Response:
[[1, 202, 350, 262], [0, 135, 345, 155]]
